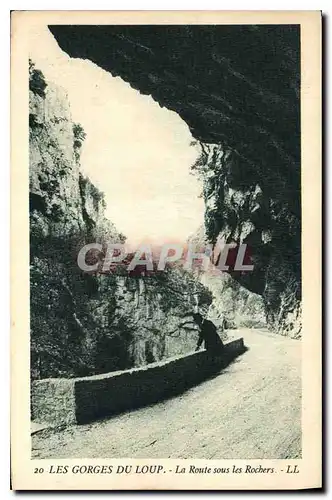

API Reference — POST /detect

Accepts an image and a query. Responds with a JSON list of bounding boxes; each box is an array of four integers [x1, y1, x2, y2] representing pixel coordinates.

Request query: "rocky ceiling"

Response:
[[49, 25, 300, 208]]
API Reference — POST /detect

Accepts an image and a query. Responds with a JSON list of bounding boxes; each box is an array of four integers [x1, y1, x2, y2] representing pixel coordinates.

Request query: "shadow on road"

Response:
[[94, 345, 249, 424]]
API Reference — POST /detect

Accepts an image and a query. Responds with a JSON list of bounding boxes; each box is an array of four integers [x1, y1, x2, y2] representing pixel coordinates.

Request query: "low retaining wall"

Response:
[[31, 338, 245, 426]]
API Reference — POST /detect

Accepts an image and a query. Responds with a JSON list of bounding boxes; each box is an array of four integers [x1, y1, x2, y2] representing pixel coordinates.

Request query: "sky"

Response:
[[29, 24, 205, 247]]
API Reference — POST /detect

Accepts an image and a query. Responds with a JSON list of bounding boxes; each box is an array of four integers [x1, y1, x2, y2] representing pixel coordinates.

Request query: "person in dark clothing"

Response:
[[193, 313, 224, 355]]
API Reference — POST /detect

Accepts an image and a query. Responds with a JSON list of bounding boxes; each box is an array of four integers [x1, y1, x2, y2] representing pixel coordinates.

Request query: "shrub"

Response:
[[29, 59, 47, 98]]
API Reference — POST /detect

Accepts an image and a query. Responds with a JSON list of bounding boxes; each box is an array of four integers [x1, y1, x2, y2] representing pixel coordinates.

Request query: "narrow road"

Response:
[[32, 329, 301, 459]]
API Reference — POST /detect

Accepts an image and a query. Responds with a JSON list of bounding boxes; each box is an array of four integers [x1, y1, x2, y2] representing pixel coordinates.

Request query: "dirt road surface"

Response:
[[32, 329, 301, 459]]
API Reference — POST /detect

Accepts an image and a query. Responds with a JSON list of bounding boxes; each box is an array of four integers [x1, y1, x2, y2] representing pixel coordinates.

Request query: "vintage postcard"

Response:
[[11, 10, 322, 490]]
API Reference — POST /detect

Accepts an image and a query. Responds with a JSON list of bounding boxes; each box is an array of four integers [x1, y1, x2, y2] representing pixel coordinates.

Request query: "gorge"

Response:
[[49, 25, 302, 338], [30, 23, 301, 381]]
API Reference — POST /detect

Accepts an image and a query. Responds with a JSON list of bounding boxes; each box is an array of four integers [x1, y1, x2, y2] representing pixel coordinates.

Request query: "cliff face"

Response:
[[29, 62, 211, 380], [191, 144, 301, 338], [49, 25, 301, 338]]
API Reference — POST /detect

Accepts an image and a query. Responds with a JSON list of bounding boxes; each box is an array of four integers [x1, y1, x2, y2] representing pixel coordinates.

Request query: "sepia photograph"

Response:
[[10, 10, 321, 490]]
